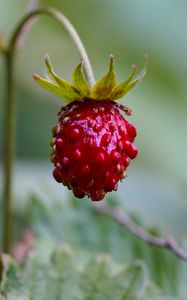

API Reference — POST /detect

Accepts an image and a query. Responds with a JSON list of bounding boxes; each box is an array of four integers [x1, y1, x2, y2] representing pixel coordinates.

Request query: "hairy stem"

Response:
[[2, 5, 95, 253]]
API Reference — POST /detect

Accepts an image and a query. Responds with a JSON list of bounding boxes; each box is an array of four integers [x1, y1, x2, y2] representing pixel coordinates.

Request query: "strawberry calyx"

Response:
[[33, 54, 147, 104]]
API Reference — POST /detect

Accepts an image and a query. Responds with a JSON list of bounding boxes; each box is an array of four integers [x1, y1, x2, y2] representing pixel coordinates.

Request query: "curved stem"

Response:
[[9, 7, 95, 86], [2, 6, 95, 253]]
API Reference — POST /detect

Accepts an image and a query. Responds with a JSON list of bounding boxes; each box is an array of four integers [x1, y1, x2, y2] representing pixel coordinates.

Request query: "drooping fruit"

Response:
[[34, 54, 146, 201]]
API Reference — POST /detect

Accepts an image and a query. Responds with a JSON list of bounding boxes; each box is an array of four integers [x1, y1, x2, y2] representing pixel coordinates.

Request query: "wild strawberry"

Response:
[[34, 54, 146, 201]]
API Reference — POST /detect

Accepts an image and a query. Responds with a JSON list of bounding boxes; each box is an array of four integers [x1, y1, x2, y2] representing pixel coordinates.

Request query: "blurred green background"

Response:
[[0, 0, 187, 235]]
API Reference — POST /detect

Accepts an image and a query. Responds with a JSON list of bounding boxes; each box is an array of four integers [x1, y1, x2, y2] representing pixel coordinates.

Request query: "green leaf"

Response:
[[0, 194, 176, 300], [79, 254, 112, 299], [0, 254, 27, 300], [72, 62, 90, 97], [26, 196, 181, 298], [0, 243, 172, 300], [80, 260, 147, 300], [44, 54, 82, 102], [90, 55, 116, 100], [113, 262, 147, 299]]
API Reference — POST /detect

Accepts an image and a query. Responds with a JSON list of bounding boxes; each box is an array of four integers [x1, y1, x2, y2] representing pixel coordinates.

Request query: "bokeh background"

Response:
[[0, 0, 187, 236]]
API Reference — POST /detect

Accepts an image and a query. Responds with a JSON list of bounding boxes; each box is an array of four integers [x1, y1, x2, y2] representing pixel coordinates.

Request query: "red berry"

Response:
[[34, 54, 146, 201], [127, 123, 137, 141], [51, 99, 138, 201], [53, 168, 62, 183], [55, 138, 64, 151]]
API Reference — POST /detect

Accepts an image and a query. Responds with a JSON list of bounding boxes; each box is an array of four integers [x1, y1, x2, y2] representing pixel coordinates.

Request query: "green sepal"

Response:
[[110, 65, 137, 100], [44, 54, 82, 102], [111, 55, 148, 100], [72, 62, 91, 97], [34, 54, 147, 104], [33, 74, 69, 100], [90, 55, 116, 100]]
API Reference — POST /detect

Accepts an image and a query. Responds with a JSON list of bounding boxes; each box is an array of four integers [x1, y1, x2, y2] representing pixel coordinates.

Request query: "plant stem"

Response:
[[9, 7, 95, 86], [95, 204, 187, 262], [2, 6, 95, 253], [2, 51, 15, 253]]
